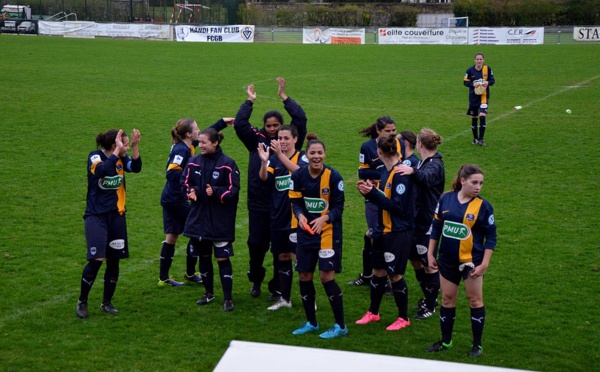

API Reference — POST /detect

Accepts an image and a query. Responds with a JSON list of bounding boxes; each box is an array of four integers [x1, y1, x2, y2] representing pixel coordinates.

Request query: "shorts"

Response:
[[409, 233, 430, 266], [270, 229, 297, 256], [438, 259, 477, 285], [84, 212, 129, 260], [162, 202, 190, 235], [371, 230, 412, 276], [196, 238, 234, 259], [295, 246, 342, 274], [364, 200, 378, 234], [467, 103, 488, 117]]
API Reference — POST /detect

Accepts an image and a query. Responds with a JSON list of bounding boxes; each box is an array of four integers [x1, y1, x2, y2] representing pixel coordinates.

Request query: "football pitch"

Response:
[[0, 35, 598, 371]]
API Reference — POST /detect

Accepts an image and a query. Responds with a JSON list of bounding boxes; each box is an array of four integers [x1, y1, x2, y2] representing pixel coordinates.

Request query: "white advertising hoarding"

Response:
[[573, 27, 600, 41], [378, 27, 468, 45], [175, 25, 254, 42], [303, 28, 365, 44], [469, 27, 544, 45], [39, 21, 170, 39]]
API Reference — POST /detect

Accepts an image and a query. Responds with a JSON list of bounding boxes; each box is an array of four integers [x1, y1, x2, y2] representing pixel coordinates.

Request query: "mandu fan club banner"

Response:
[[175, 25, 254, 43], [469, 27, 544, 45], [378, 28, 467, 45], [303, 28, 365, 44]]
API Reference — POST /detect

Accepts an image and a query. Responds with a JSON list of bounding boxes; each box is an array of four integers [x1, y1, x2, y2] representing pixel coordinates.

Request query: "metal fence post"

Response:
[[557, 30, 561, 44]]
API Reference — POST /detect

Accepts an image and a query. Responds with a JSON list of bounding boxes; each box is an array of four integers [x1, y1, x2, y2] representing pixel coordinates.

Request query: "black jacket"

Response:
[[181, 147, 240, 241]]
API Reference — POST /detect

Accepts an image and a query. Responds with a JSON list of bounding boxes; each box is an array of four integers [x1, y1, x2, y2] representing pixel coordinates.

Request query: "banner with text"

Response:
[[303, 28, 365, 44], [175, 25, 254, 43], [378, 28, 467, 45], [573, 27, 600, 41], [469, 27, 544, 45], [39, 21, 170, 39]]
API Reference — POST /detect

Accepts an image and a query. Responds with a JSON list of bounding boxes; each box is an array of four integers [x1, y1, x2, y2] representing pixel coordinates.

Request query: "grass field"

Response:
[[0, 35, 599, 371]]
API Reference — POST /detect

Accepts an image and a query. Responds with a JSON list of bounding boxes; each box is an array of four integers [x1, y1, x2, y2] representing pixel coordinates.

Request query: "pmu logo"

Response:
[[442, 221, 471, 240], [241, 26, 253, 41]]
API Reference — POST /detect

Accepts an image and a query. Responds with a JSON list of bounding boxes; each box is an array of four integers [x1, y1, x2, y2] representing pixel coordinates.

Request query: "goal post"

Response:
[[446, 16, 469, 28]]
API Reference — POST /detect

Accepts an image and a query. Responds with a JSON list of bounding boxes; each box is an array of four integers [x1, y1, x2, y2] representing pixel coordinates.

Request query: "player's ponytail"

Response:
[[452, 164, 484, 192], [306, 132, 325, 152], [96, 129, 119, 150], [172, 118, 196, 144]]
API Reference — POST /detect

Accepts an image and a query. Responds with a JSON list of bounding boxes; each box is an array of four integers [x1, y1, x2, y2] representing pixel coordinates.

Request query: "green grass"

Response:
[[0, 35, 599, 371]]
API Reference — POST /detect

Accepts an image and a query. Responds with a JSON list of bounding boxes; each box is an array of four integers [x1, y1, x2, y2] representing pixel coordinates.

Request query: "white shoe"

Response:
[[267, 298, 292, 311]]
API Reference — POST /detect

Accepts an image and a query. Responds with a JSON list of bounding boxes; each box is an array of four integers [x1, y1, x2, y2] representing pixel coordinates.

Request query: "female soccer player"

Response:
[[425, 164, 497, 357], [158, 117, 233, 287], [233, 77, 307, 301], [258, 125, 307, 311], [181, 128, 240, 311], [464, 52, 495, 146], [76, 128, 142, 318], [289, 134, 347, 339], [396, 128, 445, 320], [349, 116, 403, 287], [355, 134, 415, 331]]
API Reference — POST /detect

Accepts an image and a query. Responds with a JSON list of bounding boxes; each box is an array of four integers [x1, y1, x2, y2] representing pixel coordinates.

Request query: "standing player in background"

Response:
[[349, 116, 403, 287], [182, 128, 240, 311], [355, 134, 414, 332], [158, 117, 233, 287], [464, 52, 495, 147], [258, 125, 308, 311], [234, 77, 307, 301], [290, 134, 347, 339], [396, 128, 445, 320], [426, 164, 496, 357], [77, 128, 142, 318]]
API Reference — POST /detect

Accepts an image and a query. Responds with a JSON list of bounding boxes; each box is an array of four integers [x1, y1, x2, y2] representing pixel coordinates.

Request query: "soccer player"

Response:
[[181, 128, 240, 311], [233, 77, 307, 300], [349, 116, 403, 287], [258, 125, 308, 311], [396, 128, 445, 320], [289, 134, 347, 339], [158, 117, 233, 287], [355, 134, 415, 331], [464, 52, 495, 146], [425, 164, 497, 357], [76, 128, 142, 318]]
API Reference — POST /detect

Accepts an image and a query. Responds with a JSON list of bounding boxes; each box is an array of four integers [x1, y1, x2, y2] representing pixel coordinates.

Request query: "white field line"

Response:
[[444, 75, 600, 143]]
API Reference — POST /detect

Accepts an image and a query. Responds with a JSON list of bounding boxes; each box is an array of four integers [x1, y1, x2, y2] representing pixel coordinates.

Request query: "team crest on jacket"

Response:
[[322, 187, 330, 195], [338, 180, 344, 192], [116, 164, 123, 171], [212, 171, 219, 179], [466, 213, 475, 222], [396, 184, 406, 195]]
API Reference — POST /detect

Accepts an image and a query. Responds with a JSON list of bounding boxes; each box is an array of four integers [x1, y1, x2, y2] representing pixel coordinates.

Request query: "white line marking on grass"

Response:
[[444, 75, 600, 143]]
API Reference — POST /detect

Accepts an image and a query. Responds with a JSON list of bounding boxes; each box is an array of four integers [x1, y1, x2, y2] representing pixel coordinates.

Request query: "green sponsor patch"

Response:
[[99, 175, 123, 190], [442, 221, 470, 240], [275, 175, 292, 191], [304, 197, 328, 213]]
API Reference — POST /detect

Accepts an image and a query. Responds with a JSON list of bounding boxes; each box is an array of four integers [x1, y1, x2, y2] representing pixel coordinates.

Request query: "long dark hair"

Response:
[[358, 116, 395, 139], [96, 129, 123, 150]]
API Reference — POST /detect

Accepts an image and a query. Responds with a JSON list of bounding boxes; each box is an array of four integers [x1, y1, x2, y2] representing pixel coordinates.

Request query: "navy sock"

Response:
[[102, 259, 120, 304], [479, 116, 486, 140], [414, 267, 426, 295], [218, 259, 233, 301], [279, 259, 293, 301], [369, 275, 387, 315], [323, 279, 345, 329], [391, 277, 408, 320], [299, 280, 317, 326], [186, 240, 199, 276], [471, 118, 479, 139], [199, 256, 214, 295], [362, 234, 372, 277], [471, 306, 485, 347], [440, 306, 456, 345], [159, 242, 175, 281], [424, 271, 440, 310], [79, 259, 102, 302]]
